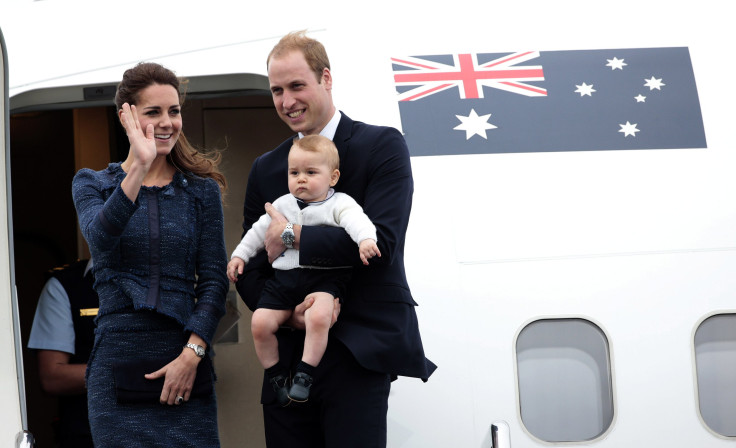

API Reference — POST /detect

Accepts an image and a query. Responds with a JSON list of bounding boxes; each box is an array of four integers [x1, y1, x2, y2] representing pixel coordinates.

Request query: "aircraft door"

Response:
[[0, 26, 35, 448]]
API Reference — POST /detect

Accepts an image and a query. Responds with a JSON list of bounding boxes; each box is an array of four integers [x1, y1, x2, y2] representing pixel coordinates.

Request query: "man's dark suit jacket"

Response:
[[236, 113, 436, 383]]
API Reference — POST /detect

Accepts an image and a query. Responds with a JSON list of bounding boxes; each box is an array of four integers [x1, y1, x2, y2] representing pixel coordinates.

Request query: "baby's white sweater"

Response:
[[231, 191, 377, 270]]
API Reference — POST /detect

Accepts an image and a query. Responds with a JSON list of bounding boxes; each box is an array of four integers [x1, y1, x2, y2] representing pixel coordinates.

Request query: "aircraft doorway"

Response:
[[10, 80, 291, 448]]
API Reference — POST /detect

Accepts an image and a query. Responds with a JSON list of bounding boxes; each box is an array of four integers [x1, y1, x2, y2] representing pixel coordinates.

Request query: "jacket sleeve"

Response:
[[184, 179, 228, 346], [358, 128, 413, 267], [72, 168, 139, 254]]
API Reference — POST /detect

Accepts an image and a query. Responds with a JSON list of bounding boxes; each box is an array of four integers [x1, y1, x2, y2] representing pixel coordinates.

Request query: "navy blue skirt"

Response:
[[87, 310, 219, 447]]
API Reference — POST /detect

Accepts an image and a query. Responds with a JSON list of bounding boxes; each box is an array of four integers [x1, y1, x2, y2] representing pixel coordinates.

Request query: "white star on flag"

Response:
[[606, 57, 627, 70], [618, 121, 640, 137], [644, 76, 665, 90], [454, 109, 497, 140], [575, 82, 596, 96], [635, 94, 646, 102]]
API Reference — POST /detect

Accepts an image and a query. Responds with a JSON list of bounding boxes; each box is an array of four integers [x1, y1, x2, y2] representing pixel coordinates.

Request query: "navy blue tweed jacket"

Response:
[[72, 163, 228, 345]]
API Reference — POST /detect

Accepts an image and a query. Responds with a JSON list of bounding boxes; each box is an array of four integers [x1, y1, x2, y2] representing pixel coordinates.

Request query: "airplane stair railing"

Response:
[[16, 431, 35, 448], [491, 421, 511, 448]]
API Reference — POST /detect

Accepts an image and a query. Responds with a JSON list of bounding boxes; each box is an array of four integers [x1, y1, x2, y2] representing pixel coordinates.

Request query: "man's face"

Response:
[[268, 51, 335, 135]]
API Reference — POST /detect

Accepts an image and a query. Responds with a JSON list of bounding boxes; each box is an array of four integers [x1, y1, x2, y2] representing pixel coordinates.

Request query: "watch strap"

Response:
[[185, 342, 205, 358]]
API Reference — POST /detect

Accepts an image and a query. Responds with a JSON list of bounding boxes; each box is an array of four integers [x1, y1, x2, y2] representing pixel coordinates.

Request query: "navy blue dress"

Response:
[[73, 163, 228, 447]]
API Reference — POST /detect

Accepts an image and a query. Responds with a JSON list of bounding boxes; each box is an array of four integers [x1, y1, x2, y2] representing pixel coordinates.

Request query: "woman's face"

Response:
[[134, 83, 182, 156]]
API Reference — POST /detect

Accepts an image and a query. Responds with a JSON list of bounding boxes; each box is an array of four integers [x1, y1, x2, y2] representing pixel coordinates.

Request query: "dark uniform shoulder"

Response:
[[47, 259, 90, 281]]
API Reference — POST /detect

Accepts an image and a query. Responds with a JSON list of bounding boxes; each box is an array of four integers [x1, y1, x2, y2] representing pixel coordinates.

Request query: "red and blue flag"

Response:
[[392, 47, 706, 156]]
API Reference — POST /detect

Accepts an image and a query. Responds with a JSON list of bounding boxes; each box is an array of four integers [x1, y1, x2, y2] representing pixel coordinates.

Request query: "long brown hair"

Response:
[[114, 62, 227, 194]]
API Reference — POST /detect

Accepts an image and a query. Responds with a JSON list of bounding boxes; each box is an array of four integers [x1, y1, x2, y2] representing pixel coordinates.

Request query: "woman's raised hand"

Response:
[[120, 103, 157, 168]]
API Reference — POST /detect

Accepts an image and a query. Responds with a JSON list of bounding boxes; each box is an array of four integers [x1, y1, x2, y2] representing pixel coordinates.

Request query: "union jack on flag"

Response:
[[393, 47, 706, 156], [392, 52, 547, 101]]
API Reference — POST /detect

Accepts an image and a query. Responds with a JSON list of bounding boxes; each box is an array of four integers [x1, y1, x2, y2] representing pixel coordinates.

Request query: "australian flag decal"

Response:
[[392, 47, 707, 156]]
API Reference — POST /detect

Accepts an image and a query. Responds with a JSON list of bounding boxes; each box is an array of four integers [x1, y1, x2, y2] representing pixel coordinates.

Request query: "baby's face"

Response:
[[287, 147, 337, 202]]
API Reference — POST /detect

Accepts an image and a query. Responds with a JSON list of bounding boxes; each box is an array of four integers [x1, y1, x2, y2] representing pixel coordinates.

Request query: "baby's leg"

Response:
[[251, 308, 292, 369], [288, 291, 335, 402], [302, 291, 336, 367]]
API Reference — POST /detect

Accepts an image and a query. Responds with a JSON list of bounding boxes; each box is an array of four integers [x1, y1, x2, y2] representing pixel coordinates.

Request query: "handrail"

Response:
[[15, 431, 35, 448], [491, 421, 511, 448]]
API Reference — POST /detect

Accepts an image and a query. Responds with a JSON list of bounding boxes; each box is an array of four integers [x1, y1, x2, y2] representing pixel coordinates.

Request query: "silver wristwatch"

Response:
[[185, 342, 205, 358], [281, 222, 295, 249]]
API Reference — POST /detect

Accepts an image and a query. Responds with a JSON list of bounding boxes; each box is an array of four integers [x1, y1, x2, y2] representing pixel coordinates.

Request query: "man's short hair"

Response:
[[267, 30, 331, 83]]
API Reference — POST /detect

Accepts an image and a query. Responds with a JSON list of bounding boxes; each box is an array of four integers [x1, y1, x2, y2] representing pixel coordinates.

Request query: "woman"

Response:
[[72, 62, 228, 447]]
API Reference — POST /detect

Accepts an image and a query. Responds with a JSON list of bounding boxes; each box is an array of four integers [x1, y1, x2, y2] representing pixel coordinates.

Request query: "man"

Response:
[[28, 259, 98, 448], [235, 31, 436, 447]]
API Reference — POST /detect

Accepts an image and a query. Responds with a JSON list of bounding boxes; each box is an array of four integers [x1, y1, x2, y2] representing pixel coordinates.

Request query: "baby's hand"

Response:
[[227, 258, 245, 282], [359, 239, 381, 266]]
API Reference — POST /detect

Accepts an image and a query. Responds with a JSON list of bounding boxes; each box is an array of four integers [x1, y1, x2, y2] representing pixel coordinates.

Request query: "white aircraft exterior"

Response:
[[0, 24, 30, 448], [1, 0, 735, 447]]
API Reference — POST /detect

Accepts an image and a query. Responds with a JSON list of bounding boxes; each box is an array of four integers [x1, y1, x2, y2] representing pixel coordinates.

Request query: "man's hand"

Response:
[[263, 202, 288, 263], [287, 295, 341, 330]]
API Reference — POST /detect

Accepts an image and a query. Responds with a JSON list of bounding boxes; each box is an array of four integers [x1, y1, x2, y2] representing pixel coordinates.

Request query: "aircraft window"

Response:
[[515, 318, 614, 443], [694, 313, 736, 437]]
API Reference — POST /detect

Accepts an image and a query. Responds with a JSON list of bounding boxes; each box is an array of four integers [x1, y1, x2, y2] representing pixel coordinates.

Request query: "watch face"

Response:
[[187, 343, 205, 357], [282, 229, 295, 248]]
